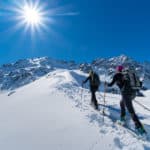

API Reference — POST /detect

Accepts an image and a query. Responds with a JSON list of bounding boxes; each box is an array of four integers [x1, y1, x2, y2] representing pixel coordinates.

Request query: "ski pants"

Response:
[[120, 93, 142, 128], [90, 86, 98, 107]]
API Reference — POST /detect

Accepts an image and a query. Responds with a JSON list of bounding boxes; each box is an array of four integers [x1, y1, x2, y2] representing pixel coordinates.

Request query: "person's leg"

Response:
[[120, 98, 126, 120], [123, 94, 143, 128], [91, 88, 98, 109]]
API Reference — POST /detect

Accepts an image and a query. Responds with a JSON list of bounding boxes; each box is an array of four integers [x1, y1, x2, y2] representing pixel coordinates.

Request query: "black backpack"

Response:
[[91, 73, 100, 87], [123, 70, 141, 90]]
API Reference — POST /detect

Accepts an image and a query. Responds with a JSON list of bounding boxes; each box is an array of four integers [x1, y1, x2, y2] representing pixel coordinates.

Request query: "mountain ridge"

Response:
[[0, 55, 150, 90]]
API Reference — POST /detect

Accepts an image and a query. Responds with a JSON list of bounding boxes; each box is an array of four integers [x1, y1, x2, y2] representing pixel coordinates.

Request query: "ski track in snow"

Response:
[[0, 69, 150, 150], [47, 69, 150, 150]]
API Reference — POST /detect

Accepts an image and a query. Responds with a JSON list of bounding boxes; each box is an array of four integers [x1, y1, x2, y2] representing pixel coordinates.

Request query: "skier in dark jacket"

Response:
[[82, 70, 100, 110], [106, 65, 146, 134]]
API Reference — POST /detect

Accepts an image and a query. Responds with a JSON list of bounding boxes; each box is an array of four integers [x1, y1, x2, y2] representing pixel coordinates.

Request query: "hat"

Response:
[[116, 65, 124, 72]]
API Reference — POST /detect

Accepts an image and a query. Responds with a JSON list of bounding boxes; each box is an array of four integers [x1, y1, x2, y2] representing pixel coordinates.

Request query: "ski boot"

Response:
[[135, 125, 147, 135], [90, 101, 99, 110], [117, 116, 126, 126], [94, 104, 99, 110]]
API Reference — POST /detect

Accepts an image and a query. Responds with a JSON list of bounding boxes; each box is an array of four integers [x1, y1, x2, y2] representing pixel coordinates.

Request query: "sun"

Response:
[[22, 5, 42, 25], [6, 0, 79, 37], [18, 1, 46, 31], [11, 0, 52, 34]]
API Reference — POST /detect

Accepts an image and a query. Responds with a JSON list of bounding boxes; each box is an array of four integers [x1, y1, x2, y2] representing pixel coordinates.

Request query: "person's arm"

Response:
[[107, 75, 117, 87], [82, 76, 90, 87], [83, 76, 90, 84]]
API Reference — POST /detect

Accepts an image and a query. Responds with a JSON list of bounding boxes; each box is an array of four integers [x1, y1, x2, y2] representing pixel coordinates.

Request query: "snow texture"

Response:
[[0, 68, 150, 150]]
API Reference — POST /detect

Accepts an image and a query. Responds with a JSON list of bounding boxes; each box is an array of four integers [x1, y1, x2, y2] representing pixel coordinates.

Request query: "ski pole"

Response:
[[81, 83, 84, 103], [103, 82, 106, 122]]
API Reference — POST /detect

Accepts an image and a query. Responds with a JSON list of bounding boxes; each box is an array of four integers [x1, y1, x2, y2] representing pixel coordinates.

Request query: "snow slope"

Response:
[[0, 69, 150, 150]]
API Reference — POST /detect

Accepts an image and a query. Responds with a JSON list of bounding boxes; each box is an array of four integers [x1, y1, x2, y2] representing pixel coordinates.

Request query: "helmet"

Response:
[[116, 65, 124, 72]]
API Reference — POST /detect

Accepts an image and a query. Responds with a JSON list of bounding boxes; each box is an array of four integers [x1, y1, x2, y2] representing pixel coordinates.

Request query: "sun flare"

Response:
[[22, 5, 42, 25], [7, 0, 78, 36], [11, 0, 51, 34]]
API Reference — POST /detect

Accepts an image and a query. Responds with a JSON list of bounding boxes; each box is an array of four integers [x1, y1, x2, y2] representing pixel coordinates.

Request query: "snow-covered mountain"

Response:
[[80, 55, 150, 90], [0, 69, 150, 150], [0, 55, 150, 150], [92, 55, 150, 84], [0, 57, 77, 90], [0, 55, 150, 90]]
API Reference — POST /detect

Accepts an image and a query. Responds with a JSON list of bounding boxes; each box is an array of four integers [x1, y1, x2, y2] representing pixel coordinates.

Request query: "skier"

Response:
[[105, 65, 146, 135], [82, 70, 100, 110]]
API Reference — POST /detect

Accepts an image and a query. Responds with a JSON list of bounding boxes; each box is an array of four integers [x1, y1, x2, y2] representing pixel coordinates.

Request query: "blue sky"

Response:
[[0, 0, 150, 64]]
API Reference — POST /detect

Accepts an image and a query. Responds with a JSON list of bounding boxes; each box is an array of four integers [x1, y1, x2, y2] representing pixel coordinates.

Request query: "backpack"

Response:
[[91, 73, 100, 87], [123, 70, 141, 90]]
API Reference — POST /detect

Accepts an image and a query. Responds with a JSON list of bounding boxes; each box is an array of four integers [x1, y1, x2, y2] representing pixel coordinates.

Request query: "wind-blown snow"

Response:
[[0, 69, 150, 150]]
